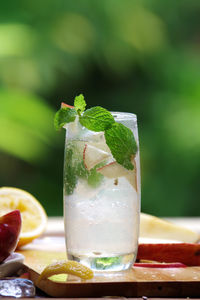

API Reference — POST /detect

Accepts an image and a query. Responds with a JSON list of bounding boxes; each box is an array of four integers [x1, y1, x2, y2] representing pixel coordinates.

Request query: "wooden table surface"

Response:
[[22, 216, 200, 299]]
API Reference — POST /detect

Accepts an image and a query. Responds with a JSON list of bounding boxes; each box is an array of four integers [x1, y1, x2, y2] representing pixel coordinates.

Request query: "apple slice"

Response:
[[140, 213, 200, 243], [134, 262, 186, 268], [83, 144, 110, 170], [137, 243, 200, 266], [61, 102, 74, 109], [97, 161, 128, 178], [0, 210, 21, 263], [125, 158, 137, 191], [97, 159, 137, 190]]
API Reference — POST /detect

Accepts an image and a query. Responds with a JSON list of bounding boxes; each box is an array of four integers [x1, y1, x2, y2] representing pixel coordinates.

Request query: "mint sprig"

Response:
[[54, 94, 138, 169], [54, 107, 77, 130], [64, 143, 104, 195], [79, 106, 115, 132], [105, 123, 137, 170], [64, 146, 77, 195], [74, 94, 86, 115]]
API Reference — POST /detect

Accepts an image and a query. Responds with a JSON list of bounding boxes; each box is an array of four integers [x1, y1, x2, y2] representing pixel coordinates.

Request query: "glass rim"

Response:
[[111, 111, 137, 121]]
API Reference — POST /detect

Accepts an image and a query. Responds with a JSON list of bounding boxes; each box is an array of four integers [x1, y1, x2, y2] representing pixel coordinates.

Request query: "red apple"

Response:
[[0, 210, 22, 263]]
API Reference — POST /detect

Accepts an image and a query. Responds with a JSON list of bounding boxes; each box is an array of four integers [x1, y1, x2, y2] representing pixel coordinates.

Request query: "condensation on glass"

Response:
[[63, 112, 141, 271]]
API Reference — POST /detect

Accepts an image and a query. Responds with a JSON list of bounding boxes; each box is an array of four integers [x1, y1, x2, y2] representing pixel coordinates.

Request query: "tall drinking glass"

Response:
[[63, 112, 140, 271]]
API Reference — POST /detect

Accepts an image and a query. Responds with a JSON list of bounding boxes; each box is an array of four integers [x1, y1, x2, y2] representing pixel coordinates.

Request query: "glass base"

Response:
[[68, 252, 136, 272]]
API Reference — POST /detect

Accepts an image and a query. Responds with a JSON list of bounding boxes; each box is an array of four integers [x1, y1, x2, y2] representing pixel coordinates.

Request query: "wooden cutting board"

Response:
[[17, 235, 200, 298]]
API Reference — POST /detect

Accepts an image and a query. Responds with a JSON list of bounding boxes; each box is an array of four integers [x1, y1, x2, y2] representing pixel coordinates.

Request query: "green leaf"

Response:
[[74, 94, 86, 114], [64, 146, 77, 195], [54, 107, 77, 130], [79, 106, 115, 132], [88, 166, 104, 187], [105, 123, 137, 170], [64, 142, 104, 195], [76, 160, 89, 179], [93, 257, 122, 270]]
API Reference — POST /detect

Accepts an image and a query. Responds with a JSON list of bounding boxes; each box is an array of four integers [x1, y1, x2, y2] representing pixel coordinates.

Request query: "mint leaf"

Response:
[[54, 107, 77, 130], [88, 165, 103, 188], [64, 147, 77, 195], [93, 257, 122, 270], [64, 142, 104, 195], [79, 106, 115, 132], [76, 161, 89, 179], [74, 94, 86, 114], [105, 123, 137, 170]]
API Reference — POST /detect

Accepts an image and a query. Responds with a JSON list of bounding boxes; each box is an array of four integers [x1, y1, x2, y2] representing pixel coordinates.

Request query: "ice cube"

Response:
[[0, 278, 35, 298]]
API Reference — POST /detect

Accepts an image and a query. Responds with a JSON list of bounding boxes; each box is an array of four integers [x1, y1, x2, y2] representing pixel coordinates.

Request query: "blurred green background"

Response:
[[0, 0, 199, 216]]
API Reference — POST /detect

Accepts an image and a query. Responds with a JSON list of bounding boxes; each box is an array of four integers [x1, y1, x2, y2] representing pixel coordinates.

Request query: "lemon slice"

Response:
[[0, 187, 47, 247], [37, 260, 94, 283]]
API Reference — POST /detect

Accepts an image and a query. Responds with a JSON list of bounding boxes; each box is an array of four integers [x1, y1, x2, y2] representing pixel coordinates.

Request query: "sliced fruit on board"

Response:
[[140, 213, 200, 243], [134, 262, 186, 268], [0, 210, 21, 263], [37, 260, 94, 284], [137, 243, 200, 266], [83, 144, 110, 170], [97, 159, 137, 190], [0, 187, 47, 248]]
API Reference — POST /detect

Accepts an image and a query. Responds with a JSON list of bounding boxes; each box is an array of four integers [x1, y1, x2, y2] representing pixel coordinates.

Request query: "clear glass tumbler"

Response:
[[63, 112, 140, 271]]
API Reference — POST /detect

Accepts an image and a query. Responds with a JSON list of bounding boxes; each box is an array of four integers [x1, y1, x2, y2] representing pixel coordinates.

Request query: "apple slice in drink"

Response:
[[97, 161, 128, 178], [61, 102, 74, 109], [125, 158, 137, 191], [97, 158, 137, 191], [83, 144, 110, 170]]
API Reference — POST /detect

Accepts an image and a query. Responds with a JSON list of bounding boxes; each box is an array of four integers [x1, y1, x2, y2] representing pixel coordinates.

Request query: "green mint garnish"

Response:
[[54, 107, 77, 130], [55, 94, 137, 171], [79, 106, 115, 132], [77, 161, 89, 179], [64, 143, 104, 195], [87, 165, 104, 188], [74, 94, 86, 115], [64, 146, 77, 195], [93, 256, 122, 270], [105, 123, 137, 170]]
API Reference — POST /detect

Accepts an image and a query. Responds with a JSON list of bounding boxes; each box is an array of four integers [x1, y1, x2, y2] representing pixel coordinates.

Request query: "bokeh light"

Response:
[[0, 0, 199, 216]]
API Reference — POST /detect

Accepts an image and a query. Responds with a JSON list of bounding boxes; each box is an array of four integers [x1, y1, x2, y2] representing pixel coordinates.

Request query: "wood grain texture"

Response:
[[17, 235, 200, 298]]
